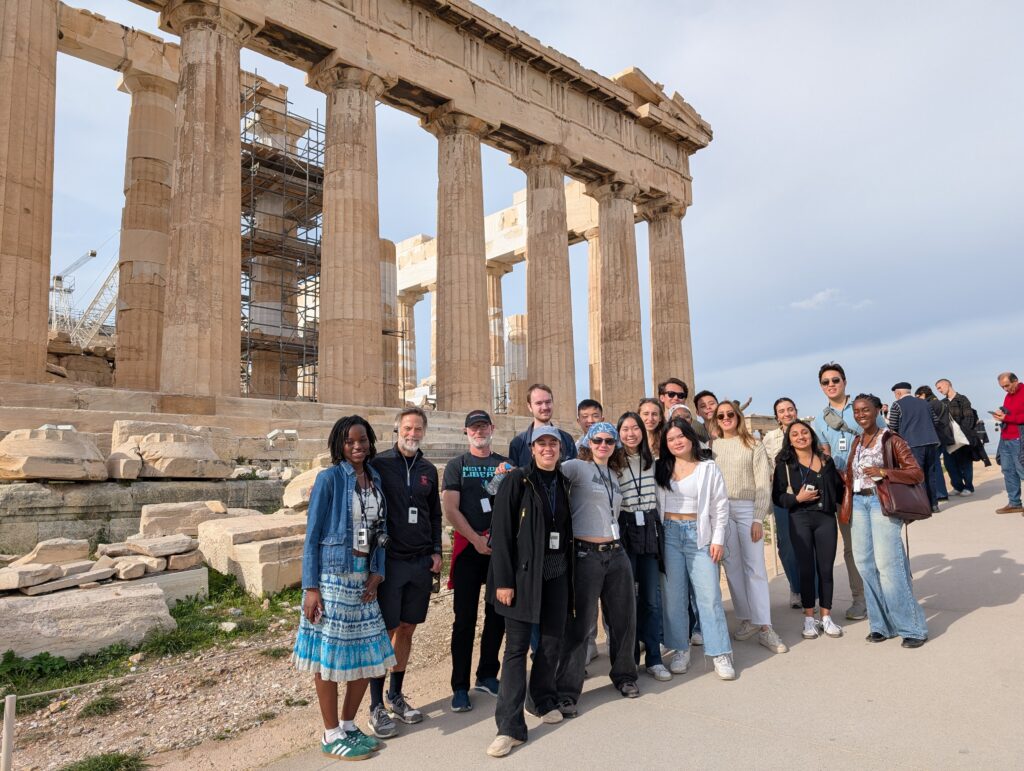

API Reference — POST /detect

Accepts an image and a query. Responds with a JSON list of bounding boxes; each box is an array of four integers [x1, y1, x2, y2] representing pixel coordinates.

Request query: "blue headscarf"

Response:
[[581, 421, 621, 448]]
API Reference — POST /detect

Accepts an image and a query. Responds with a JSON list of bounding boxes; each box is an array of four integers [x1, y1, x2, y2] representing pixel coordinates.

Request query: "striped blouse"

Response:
[[616, 452, 658, 512]]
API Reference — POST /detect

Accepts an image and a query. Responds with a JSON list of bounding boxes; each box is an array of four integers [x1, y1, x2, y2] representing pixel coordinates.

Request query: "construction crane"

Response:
[[49, 249, 97, 335], [70, 264, 119, 348]]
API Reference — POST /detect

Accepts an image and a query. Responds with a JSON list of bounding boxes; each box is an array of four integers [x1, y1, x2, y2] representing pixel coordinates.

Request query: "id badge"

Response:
[[480, 498, 492, 513], [548, 532, 560, 550], [408, 506, 419, 524], [634, 510, 645, 527], [356, 527, 370, 549], [611, 523, 620, 540], [838, 435, 848, 453]]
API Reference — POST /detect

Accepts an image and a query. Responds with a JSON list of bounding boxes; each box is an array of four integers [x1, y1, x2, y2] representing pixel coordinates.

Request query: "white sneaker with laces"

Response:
[[821, 615, 843, 637], [733, 619, 759, 641], [758, 626, 789, 653], [689, 632, 704, 646], [487, 735, 524, 758], [802, 616, 820, 639], [713, 654, 736, 680], [669, 650, 690, 674], [646, 663, 672, 681]]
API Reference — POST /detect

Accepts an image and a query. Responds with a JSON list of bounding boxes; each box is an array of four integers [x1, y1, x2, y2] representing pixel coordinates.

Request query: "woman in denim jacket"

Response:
[[292, 416, 396, 760]]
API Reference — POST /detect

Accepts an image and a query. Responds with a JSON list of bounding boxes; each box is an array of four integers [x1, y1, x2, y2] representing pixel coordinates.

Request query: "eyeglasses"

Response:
[[820, 377, 843, 386], [716, 411, 737, 421], [590, 437, 616, 446], [661, 390, 686, 400]]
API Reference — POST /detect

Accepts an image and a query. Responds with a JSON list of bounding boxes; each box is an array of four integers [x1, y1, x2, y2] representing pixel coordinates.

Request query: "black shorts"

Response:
[[377, 554, 433, 630]]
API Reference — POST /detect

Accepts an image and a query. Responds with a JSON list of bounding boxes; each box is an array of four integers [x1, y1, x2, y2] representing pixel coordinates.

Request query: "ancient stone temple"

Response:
[[0, 0, 712, 448]]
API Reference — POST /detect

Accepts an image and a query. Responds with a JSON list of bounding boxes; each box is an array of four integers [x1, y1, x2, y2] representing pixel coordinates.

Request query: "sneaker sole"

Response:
[[322, 748, 372, 761], [472, 686, 499, 697], [716, 670, 736, 681], [825, 631, 843, 638], [388, 712, 423, 725], [451, 705, 473, 713], [369, 723, 398, 739], [733, 631, 759, 641], [541, 711, 563, 724], [801, 632, 819, 639], [487, 739, 524, 757]]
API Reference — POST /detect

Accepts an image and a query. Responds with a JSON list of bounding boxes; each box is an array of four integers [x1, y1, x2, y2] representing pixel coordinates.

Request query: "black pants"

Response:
[[450, 546, 505, 691], [789, 509, 838, 610], [494, 574, 568, 741], [555, 544, 637, 704]]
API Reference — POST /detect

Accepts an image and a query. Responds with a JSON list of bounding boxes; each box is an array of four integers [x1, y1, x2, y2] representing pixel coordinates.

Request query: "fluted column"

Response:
[[505, 314, 529, 417], [114, 71, 176, 391], [159, 1, 252, 396], [486, 262, 512, 412], [310, 64, 387, 405], [584, 227, 602, 403], [380, 239, 400, 407], [586, 179, 643, 418], [398, 289, 423, 402], [512, 145, 576, 419], [0, 0, 58, 382], [423, 105, 492, 412], [640, 197, 694, 396]]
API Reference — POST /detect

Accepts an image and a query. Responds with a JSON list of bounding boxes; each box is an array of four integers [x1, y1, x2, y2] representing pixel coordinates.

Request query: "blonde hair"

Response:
[[713, 399, 756, 449]]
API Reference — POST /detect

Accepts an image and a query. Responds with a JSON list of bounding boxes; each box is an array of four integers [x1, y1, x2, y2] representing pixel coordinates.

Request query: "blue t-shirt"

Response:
[[813, 398, 884, 472]]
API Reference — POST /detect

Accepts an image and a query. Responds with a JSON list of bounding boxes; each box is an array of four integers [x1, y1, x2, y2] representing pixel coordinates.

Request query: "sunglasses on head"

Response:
[[820, 377, 843, 386], [716, 411, 737, 420], [661, 390, 686, 400], [590, 437, 616, 446]]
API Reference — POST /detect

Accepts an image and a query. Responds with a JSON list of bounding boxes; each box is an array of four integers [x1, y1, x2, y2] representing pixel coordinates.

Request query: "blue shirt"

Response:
[[813, 398, 884, 472], [508, 424, 578, 467]]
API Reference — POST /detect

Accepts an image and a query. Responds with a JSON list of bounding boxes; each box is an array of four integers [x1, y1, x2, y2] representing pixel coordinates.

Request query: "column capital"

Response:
[[510, 143, 577, 173], [638, 196, 687, 222], [398, 288, 426, 305], [252, 106, 311, 143], [586, 177, 640, 203], [308, 61, 389, 97], [422, 103, 494, 139], [583, 226, 600, 241], [486, 260, 514, 278], [117, 70, 177, 99], [162, 0, 257, 42]]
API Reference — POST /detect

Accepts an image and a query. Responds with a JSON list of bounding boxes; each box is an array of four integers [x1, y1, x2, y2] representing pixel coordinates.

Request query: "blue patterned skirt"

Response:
[[291, 557, 396, 682]]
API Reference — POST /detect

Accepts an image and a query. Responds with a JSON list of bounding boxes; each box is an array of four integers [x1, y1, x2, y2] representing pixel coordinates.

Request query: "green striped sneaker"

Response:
[[346, 726, 381, 751], [321, 733, 372, 761]]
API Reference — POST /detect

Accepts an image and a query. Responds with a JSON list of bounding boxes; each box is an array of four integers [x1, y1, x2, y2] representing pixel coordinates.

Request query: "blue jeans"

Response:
[[660, 519, 731, 657], [997, 437, 1024, 506], [850, 494, 928, 639], [772, 504, 801, 594], [628, 553, 664, 668]]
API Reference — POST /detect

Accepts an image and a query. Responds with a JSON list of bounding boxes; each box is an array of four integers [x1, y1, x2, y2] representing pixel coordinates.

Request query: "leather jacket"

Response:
[[839, 430, 923, 524]]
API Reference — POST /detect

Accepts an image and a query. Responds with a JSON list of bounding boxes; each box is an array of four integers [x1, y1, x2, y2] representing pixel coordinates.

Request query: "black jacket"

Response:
[[771, 454, 845, 516], [371, 446, 442, 560], [487, 461, 574, 624], [925, 398, 955, 447]]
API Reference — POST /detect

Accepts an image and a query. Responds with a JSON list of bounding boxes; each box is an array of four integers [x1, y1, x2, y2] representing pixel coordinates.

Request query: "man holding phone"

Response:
[[994, 372, 1024, 514]]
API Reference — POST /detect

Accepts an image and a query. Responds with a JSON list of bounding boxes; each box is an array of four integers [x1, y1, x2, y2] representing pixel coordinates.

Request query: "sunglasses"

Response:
[[590, 437, 616, 446], [716, 411, 737, 421], [820, 377, 843, 386], [661, 390, 686, 400]]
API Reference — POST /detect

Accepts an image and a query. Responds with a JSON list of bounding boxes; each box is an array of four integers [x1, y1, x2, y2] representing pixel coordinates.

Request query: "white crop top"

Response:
[[663, 474, 699, 514]]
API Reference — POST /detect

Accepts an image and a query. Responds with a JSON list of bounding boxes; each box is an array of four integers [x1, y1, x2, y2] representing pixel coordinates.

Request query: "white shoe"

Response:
[[801, 616, 820, 639], [758, 627, 788, 653], [646, 663, 672, 681], [689, 632, 704, 646], [713, 654, 736, 680], [669, 650, 690, 674], [950, 490, 962, 497], [790, 592, 802, 609], [487, 735, 524, 758], [821, 615, 843, 637], [541, 709, 563, 724], [733, 619, 759, 641], [961, 490, 974, 497]]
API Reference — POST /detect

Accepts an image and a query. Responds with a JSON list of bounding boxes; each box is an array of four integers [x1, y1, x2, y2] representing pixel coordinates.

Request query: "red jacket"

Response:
[[1001, 385, 1024, 441]]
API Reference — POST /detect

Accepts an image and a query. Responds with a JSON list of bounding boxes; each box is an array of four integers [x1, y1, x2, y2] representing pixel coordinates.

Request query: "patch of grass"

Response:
[[0, 647, 130, 711], [78, 695, 123, 718], [257, 710, 277, 721], [59, 752, 146, 771], [284, 697, 309, 707], [195, 677, 218, 688], [260, 646, 290, 659]]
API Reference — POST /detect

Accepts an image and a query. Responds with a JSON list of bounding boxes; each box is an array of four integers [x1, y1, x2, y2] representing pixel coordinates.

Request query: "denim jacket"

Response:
[[301, 462, 388, 589]]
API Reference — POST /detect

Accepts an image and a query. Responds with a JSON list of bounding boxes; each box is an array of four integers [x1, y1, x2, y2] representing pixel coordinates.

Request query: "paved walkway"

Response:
[[264, 467, 1023, 770]]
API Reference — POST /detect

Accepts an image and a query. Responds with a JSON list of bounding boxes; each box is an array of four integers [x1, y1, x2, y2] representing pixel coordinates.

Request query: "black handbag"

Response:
[[875, 438, 932, 523]]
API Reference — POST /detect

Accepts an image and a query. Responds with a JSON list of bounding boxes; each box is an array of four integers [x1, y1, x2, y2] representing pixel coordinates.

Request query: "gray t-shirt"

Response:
[[561, 459, 622, 539]]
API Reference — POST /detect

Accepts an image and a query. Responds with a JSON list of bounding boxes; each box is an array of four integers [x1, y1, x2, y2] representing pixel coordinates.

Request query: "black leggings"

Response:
[[789, 510, 838, 610]]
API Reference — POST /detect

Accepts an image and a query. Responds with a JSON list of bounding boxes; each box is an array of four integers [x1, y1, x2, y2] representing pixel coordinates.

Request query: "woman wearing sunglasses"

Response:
[[712, 401, 788, 654], [554, 422, 639, 715], [761, 397, 805, 609]]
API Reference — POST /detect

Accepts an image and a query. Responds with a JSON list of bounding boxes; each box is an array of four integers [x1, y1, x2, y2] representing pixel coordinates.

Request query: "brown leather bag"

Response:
[[876, 436, 932, 522]]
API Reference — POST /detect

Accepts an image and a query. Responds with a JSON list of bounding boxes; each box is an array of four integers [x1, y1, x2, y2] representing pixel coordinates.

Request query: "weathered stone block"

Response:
[[116, 561, 147, 579], [127, 534, 196, 558], [10, 537, 90, 567], [110, 419, 202, 449], [0, 563, 62, 591], [20, 567, 116, 595], [134, 566, 208, 607], [282, 467, 323, 510], [57, 560, 97, 577], [0, 428, 108, 481], [138, 499, 232, 537], [167, 549, 203, 570], [0, 583, 176, 659], [197, 512, 306, 575], [114, 555, 166, 574], [96, 542, 134, 558]]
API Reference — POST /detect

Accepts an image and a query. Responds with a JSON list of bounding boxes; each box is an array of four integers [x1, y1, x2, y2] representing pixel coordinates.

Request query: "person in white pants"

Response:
[[710, 401, 789, 654]]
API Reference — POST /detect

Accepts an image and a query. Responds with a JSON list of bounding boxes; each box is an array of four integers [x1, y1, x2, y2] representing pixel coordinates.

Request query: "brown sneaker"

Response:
[[995, 505, 1024, 514]]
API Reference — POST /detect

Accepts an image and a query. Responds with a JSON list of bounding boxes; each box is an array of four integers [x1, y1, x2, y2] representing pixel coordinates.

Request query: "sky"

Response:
[[51, 0, 1023, 425]]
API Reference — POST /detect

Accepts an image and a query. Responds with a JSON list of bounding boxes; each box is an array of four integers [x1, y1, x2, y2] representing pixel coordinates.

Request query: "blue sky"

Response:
[[52, 1, 1022, 422]]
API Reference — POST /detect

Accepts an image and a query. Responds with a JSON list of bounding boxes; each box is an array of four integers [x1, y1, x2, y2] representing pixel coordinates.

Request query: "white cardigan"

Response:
[[655, 460, 730, 550]]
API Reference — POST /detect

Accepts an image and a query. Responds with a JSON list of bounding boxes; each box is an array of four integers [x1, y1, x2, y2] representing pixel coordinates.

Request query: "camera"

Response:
[[357, 520, 390, 551]]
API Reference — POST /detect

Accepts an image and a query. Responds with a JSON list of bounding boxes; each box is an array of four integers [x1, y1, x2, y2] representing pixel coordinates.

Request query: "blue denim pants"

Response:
[[660, 519, 731, 657], [850, 493, 928, 639], [772, 504, 801, 595], [628, 553, 664, 668], [997, 437, 1024, 507]]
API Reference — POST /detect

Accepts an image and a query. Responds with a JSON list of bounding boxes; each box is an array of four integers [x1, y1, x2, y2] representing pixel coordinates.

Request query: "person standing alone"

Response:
[[994, 372, 1024, 514]]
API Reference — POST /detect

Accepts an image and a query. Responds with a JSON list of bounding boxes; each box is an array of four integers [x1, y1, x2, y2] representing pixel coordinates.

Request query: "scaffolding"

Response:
[[240, 80, 324, 400]]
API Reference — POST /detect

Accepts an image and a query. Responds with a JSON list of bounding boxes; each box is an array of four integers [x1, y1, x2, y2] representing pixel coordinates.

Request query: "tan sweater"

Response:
[[711, 436, 772, 521]]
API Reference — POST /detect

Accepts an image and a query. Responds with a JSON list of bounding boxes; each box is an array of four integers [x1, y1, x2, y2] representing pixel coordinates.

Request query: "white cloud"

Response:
[[790, 289, 840, 310]]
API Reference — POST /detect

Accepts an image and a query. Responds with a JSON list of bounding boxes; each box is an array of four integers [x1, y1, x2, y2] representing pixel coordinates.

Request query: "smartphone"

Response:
[[804, 484, 817, 493]]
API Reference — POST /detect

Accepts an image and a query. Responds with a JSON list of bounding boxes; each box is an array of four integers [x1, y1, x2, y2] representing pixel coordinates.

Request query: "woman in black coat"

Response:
[[771, 420, 845, 640]]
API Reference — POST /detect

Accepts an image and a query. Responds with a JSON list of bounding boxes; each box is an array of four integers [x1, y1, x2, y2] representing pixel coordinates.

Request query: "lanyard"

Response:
[[355, 475, 380, 527], [401, 453, 416, 496], [625, 458, 644, 502], [595, 464, 615, 510]]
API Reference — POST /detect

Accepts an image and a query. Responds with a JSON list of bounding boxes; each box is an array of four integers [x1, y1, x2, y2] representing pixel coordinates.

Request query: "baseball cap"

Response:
[[464, 410, 492, 427], [530, 425, 561, 443]]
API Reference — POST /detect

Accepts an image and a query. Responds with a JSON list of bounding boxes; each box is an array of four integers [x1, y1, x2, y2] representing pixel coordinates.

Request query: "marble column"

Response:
[[486, 262, 512, 412], [380, 239, 400, 407], [0, 0, 58, 382], [159, 1, 252, 396], [505, 314, 528, 417], [114, 71, 176, 392], [512, 145, 576, 419], [586, 180, 643, 418], [397, 289, 423, 403], [310, 64, 387, 406], [423, 105, 492, 413], [584, 227, 602, 403], [640, 197, 694, 397], [428, 285, 437, 386]]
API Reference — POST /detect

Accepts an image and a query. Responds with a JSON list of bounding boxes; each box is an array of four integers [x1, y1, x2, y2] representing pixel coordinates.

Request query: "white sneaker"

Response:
[[733, 619, 759, 641], [487, 735, 524, 758], [646, 663, 672, 681], [821, 615, 843, 637], [950, 490, 962, 497], [669, 650, 690, 674], [758, 627, 788, 653], [713, 654, 736, 680], [961, 490, 973, 497], [541, 709, 563, 724], [802, 616, 820, 639], [689, 632, 704, 646], [790, 592, 802, 609]]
